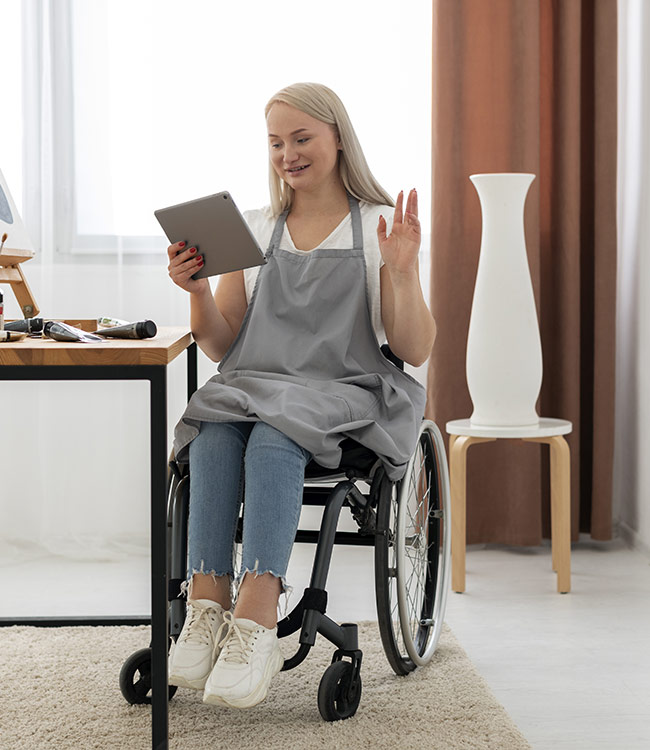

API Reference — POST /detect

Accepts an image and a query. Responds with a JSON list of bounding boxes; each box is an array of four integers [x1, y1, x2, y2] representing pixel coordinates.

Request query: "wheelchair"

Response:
[[120, 345, 451, 722]]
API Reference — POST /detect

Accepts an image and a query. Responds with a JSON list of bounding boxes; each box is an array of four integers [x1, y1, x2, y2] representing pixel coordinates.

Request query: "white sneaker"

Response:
[[202, 611, 285, 709], [168, 599, 228, 690]]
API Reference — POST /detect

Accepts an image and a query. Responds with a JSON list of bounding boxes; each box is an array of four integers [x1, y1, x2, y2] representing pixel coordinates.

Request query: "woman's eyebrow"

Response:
[[268, 128, 309, 138]]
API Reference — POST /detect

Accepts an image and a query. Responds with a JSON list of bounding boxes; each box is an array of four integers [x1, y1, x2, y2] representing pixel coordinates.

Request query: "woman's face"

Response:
[[266, 102, 341, 194]]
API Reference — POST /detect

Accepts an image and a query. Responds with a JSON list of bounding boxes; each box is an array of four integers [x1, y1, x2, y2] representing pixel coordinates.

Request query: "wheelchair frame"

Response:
[[120, 348, 451, 721]]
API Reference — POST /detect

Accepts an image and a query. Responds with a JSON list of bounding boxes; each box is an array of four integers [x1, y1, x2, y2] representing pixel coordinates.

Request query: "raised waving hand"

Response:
[[376, 189, 421, 275]]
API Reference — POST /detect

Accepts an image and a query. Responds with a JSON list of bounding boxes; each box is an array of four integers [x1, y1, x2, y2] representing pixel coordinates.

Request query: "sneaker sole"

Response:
[[168, 614, 226, 692], [169, 650, 222, 691], [169, 673, 209, 691], [202, 648, 284, 709]]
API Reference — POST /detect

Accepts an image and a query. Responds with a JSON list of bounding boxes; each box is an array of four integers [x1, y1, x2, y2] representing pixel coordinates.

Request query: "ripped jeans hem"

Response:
[[179, 559, 293, 620], [233, 559, 294, 621], [179, 562, 234, 604]]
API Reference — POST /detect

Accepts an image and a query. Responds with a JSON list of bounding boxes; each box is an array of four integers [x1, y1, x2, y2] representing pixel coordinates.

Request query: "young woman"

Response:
[[166, 82, 435, 710]]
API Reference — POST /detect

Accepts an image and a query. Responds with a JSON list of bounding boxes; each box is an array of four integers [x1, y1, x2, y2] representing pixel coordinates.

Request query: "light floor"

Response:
[[2, 525, 649, 750]]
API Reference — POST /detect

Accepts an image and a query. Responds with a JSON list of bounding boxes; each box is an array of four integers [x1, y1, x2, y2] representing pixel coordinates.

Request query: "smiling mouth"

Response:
[[287, 165, 310, 173]]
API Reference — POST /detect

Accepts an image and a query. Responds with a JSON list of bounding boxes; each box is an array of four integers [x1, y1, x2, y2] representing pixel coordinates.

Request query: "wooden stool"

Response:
[[446, 418, 573, 594]]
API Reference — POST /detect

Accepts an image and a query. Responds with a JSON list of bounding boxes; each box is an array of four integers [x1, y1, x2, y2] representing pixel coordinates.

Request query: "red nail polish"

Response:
[[190, 247, 197, 254], [179, 241, 186, 248]]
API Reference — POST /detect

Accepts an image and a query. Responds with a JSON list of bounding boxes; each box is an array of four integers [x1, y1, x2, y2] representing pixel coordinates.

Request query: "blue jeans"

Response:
[[180, 420, 312, 615]]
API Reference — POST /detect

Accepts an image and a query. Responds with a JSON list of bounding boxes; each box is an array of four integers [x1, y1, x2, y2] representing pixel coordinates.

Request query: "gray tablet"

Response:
[[154, 191, 267, 279]]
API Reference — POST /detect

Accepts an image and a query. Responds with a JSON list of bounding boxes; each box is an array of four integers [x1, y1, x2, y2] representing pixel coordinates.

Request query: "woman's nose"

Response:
[[283, 143, 298, 163]]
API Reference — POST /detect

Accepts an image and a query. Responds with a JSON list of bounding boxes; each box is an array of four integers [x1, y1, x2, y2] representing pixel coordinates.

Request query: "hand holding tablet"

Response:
[[156, 192, 267, 283]]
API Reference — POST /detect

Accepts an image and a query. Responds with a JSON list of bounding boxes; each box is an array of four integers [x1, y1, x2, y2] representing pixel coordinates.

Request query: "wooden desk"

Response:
[[0, 322, 197, 750]]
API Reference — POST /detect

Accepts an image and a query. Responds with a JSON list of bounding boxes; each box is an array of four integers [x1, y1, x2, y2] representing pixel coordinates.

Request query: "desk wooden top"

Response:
[[0, 320, 193, 367]]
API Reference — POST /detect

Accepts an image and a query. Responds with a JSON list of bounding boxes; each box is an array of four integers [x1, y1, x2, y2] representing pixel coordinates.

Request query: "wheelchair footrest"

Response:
[[277, 586, 328, 638]]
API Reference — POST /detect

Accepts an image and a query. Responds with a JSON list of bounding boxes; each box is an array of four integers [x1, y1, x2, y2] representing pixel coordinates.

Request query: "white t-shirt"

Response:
[[242, 201, 394, 345]]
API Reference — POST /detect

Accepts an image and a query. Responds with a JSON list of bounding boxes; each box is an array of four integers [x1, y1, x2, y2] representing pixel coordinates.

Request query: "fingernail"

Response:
[[190, 247, 197, 254], [179, 241, 186, 247], [198, 257, 204, 265]]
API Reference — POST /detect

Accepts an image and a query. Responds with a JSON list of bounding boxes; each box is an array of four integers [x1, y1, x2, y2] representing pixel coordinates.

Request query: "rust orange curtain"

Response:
[[426, 0, 617, 544]]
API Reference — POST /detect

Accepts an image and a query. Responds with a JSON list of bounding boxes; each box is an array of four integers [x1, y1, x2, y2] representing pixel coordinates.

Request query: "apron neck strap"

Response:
[[270, 208, 289, 250], [269, 193, 363, 251], [347, 192, 363, 250]]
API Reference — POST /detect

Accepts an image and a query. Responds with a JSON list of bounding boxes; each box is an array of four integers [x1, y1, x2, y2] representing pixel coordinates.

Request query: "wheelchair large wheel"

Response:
[[374, 420, 451, 675]]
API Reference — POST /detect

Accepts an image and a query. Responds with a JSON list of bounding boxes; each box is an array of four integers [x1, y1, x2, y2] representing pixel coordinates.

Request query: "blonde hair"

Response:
[[264, 82, 395, 216]]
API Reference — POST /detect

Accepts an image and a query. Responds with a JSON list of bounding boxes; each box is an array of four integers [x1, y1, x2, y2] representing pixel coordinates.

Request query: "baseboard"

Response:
[[615, 520, 650, 560]]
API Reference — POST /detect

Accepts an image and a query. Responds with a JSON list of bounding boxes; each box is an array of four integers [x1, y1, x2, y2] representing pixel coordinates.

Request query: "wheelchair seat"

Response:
[[304, 437, 380, 481], [304, 344, 407, 482]]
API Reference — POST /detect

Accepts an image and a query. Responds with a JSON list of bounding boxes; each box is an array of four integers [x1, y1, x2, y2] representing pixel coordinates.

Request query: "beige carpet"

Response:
[[0, 622, 531, 750]]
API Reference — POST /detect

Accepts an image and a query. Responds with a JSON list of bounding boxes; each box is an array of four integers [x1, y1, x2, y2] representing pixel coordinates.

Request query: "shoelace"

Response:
[[180, 603, 222, 647], [213, 611, 259, 665]]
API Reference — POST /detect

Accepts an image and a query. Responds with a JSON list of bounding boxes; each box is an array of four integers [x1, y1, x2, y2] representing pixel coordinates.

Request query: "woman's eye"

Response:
[[270, 138, 308, 148]]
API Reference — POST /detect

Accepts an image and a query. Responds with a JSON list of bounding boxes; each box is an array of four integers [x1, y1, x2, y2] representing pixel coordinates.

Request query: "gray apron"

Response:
[[173, 194, 427, 482]]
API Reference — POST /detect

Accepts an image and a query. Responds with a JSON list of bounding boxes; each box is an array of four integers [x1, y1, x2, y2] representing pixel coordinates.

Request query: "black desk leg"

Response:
[[150, 366, 169, 750]]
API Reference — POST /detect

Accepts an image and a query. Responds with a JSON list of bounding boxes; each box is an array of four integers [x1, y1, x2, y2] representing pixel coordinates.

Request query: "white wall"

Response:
[[0, 262, 190, 560], [0, 258, 429, 561]]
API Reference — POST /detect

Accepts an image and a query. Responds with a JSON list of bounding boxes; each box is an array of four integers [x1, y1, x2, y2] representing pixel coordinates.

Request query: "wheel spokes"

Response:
[[400, 441, 433, 643], [377, 423, 450, 673], [395, 427, 447, 663]]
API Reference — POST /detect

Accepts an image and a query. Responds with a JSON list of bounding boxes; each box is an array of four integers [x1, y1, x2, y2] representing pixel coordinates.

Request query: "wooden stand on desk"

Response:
[[0, 242, 40, 318]]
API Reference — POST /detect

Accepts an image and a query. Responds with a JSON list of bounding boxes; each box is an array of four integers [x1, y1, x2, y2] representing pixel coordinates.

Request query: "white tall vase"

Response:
[[466, 173, 542, 427]]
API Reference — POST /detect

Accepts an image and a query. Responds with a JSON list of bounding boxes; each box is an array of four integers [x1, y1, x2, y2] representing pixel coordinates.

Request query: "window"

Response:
[[18, 0, 432, 259], [1, 0, 23, 213]]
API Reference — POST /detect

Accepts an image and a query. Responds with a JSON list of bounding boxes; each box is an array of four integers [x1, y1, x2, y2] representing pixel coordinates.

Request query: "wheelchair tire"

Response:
[[375, 471, 417, 675], [374, 420, 451, 674], [119, 647, 178, 705], [317, 661, 362, 721], [396, 420, 451, 666]]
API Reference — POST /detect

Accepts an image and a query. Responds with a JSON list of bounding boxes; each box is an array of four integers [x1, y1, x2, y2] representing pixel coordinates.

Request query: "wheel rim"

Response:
[[374, 472, 417, 673], [333, 663, 360, 718], [335, 674, 354, 715], [396, 420, 451, 666], [131, 657, 152, 702]]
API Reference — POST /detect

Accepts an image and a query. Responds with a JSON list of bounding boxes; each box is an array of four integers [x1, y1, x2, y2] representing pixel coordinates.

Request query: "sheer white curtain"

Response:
[[21, 0, 433, 258], [21, 0, 75, 262], [1, 0, 432, 564], [614, 0, 650, 553]]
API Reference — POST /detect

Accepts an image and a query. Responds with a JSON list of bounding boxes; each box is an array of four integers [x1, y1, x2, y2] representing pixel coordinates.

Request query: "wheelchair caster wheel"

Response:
[[317, 660, 362, 721], [119, 647, 178, 705]]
